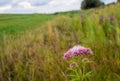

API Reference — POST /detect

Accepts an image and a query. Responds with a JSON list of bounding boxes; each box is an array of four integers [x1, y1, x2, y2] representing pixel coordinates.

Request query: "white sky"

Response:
[[0, 0, 117, 14]]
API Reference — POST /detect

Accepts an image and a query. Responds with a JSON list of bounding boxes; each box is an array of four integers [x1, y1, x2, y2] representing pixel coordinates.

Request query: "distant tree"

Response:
[[106, 2, 116, 6], [81, 0, 104, 9], [118, 0, 120, 2]]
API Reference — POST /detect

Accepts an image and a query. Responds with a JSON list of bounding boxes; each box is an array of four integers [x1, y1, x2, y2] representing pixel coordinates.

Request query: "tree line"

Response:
[[81, 0, 119, 10]]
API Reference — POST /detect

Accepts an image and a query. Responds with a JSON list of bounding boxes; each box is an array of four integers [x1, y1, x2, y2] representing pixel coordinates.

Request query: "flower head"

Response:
[[64, 45, 93, 60], [64, 48, 73, 60], [69, 62, 78, 68], [109, 15, 115, 21], [99, 15, 106, 24], [82, 58, 89, 62], [80, 13, 84, 18]]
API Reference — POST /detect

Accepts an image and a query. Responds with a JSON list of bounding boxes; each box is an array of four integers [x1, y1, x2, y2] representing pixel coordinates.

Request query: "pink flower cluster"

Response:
[[69, 62, 78, 68], [64, 45, 93, 60]]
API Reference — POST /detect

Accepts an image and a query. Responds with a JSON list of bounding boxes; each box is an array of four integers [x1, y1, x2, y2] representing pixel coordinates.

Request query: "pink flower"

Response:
[[69, 62, 78, 68], [64, 48, 73, 60], [64, 45, 93, 60], [80, 13, 84, 18], [109, 15, 115, 21], [82, 58, 89, 62]]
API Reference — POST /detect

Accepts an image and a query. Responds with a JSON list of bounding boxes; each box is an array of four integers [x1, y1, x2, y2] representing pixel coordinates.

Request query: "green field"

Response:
[[0, 14, 54, 44], [0, 3, 120, 81]]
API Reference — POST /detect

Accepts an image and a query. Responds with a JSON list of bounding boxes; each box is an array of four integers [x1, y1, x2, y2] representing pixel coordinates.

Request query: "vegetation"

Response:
[[0, 3, 120, 81], [81, 0, 104, 9], [0, 14, 54, 44]]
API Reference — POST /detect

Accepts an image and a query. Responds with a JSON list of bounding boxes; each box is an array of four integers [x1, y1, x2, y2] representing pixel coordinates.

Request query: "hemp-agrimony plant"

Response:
[[64, 45, 93, 81]]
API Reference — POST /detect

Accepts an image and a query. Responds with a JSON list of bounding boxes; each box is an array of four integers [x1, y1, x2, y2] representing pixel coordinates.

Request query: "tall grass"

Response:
[[0, 3, 120, 81]]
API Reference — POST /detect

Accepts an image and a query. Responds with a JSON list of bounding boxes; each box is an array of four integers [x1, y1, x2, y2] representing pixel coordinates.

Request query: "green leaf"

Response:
[[83, 71, 92, 79]]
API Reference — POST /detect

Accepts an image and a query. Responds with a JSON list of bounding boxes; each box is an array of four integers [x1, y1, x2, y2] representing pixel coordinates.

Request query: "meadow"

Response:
[[0, 3, 120, 81], [0, 14, 54, 44]]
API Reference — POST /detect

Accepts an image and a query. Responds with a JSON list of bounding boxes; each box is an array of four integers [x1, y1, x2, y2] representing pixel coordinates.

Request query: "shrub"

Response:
[[81, 0, 104, 9]]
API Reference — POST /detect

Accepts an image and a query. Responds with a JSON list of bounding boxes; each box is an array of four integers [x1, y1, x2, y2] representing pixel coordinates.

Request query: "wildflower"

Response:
[[109, 15, 114, 21], [69, 62, 78, 68], [64, 48, 73, 60], [82, 58, 89, 62], [64, 45, 93, 60], [80, 13, 84, 18], [99, 15, 106, 24]]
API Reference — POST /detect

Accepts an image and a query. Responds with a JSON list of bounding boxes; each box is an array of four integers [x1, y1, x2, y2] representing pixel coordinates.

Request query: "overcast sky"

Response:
[[0, 0, 117, 14]]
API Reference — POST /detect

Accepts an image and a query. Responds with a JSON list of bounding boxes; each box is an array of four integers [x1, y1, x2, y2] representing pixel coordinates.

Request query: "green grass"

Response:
[[0, 3, 120, 81], [0, 14, 54, 44], [0, 14, 55, 34]]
